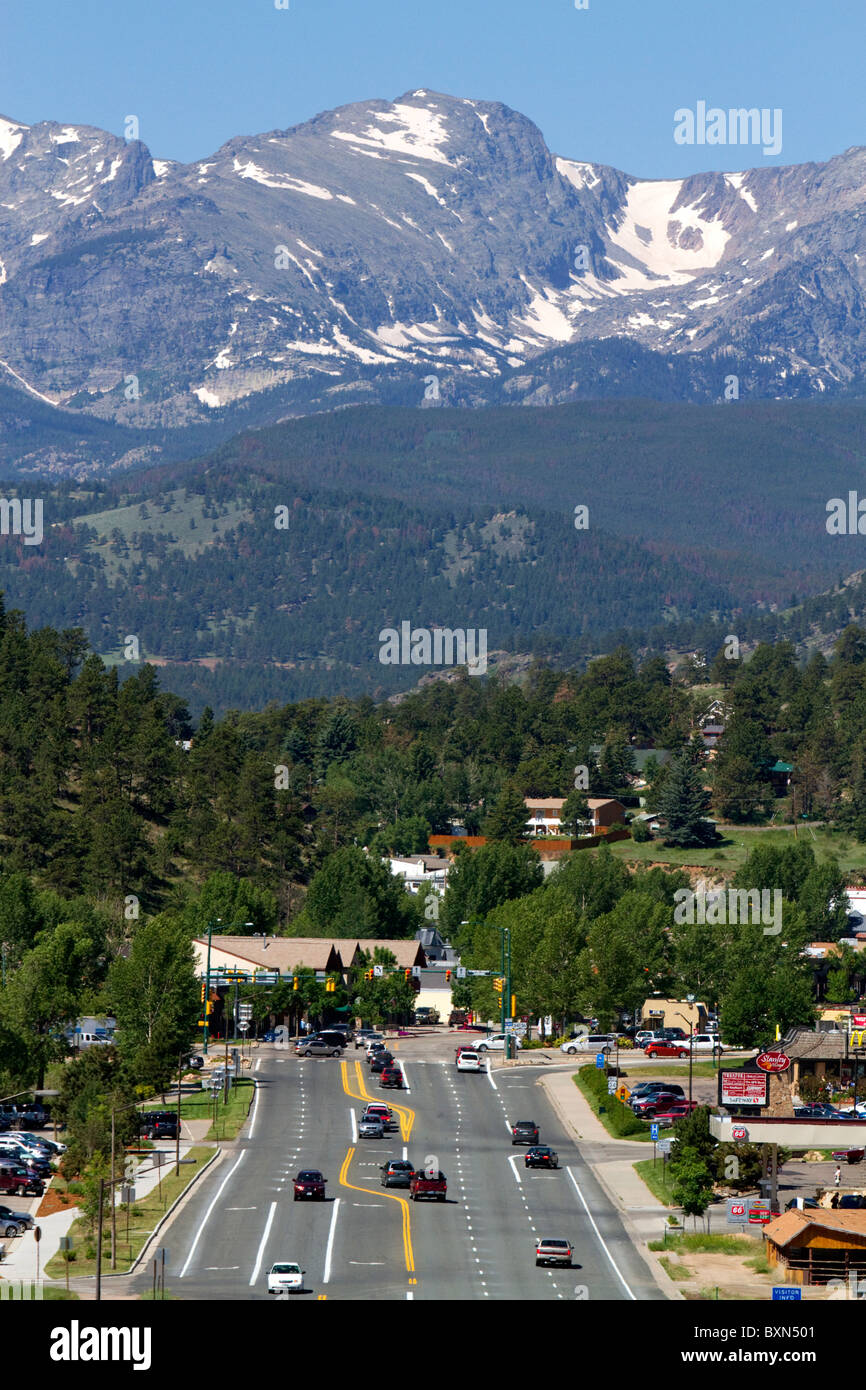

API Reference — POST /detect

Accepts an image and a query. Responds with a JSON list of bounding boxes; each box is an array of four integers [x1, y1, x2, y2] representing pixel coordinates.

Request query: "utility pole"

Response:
[[202, 917, 219, 1056]]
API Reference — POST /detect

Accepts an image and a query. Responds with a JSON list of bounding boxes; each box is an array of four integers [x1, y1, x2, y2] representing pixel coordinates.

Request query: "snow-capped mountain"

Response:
[[0, 90, 864, 438]]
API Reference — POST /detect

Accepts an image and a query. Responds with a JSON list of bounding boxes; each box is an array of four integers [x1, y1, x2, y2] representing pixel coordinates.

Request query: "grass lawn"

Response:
[[142, 1077, 254, 1142], [611, 822, 864, 874], [633, 1158, 677, 1205], [621, 1061, 723, 1080], [43, 1145, 215, 1281], [659, 1255, 690, 1281]]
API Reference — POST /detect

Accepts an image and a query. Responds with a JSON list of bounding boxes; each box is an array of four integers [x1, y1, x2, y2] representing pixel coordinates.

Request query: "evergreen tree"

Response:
[[658, 748, 716, 847], [483, 782, 529, 843]]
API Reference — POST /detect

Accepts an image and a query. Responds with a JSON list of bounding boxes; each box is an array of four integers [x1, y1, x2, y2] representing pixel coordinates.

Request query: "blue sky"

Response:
[[1, 0, 862, 176]]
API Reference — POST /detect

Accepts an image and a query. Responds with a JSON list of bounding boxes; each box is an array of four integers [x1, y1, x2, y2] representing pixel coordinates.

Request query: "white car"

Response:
[[267, 1261, 305, 1294], [690, 1033, 726, 1052], [475, 1034, 523, 1052], [456, 1050, 482, 1072], [559, 1033, 617, 1056]]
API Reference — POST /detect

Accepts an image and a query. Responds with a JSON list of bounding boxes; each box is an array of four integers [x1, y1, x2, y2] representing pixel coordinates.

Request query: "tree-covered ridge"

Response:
[[3, 399, 866, 712]]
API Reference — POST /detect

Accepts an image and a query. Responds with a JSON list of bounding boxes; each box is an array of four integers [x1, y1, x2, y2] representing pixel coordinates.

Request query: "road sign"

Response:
[[59, 1236, 73, 1251], [616, 1084, 631, 1103], [456, 966, 467, 979], [650, 1123, 660, 1141], [607, 1077, 617, 1095], [748, 1199, 773, 1225], [772, 1287, 801, 1300], [373, 965, 384, 977], [238, 1003, 253, 1018], [727, 1199, 747, 1222], [656, 1139, 673, 1155], [595, 1053, 605, 1068], [239, 1022, 249, 1032], [732, 1126, 748, 1141]]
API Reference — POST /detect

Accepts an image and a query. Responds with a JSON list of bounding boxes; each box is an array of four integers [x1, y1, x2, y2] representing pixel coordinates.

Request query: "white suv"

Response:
[[456, 1051, 482, 1072], [559, 1033, 617, 1056]]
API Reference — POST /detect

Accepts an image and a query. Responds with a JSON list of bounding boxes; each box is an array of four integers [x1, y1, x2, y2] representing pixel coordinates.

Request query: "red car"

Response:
[[631, 1091, 682, 1117], [644, 1042, 690, 1059], [654, 1101, 699, 1125], [292, 1169, 327, 1201], [380, 1066, 404, 1089]]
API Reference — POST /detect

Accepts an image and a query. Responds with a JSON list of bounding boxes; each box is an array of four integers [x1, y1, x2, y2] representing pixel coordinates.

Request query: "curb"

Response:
[[87, 1146, 224, 1284], [539, 1072, 680, 1300]]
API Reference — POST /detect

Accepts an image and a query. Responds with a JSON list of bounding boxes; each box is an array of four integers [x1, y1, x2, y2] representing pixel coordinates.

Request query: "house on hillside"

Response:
[[696, 700, 730, 751], [388, 854, 449, 895], [524, 796, 627, 836]]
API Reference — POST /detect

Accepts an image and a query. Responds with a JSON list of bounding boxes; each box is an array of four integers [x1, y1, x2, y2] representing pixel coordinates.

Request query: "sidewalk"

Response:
[[539, 1068, 679, 1297], [0, 1115, 213, 1286]]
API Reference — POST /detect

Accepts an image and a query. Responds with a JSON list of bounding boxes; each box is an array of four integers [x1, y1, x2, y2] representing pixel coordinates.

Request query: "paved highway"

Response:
[[147, 1039, 663, 1301]]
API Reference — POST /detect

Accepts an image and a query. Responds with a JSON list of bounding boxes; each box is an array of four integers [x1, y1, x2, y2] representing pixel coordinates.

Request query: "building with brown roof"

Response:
[[763, 1208, 866, 1285], [192, 935, 344, 979]]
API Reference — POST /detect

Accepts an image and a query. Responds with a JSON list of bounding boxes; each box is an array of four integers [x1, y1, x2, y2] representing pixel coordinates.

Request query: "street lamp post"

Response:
[[675, 1009, 695, 1106], [202, 919, 254, 1056]]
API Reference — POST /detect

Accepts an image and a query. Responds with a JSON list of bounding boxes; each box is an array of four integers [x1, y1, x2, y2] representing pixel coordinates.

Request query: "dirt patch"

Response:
[[657, 1249, 773, 1299], [37, 1186, 82, 1217]]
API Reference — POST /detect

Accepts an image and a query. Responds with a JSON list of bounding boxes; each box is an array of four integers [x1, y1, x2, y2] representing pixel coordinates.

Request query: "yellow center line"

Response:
[[353, 1059, 415, 1140], [339, 1146, 415, 1273]]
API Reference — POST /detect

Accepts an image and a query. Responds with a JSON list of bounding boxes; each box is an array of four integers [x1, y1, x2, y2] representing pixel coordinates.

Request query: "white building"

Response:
[[388, 855, 450, 895]]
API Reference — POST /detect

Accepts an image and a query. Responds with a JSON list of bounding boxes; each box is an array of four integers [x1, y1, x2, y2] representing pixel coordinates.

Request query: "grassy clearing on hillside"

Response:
[[611, 823, 864, 874], [72, 489, 253, 581]]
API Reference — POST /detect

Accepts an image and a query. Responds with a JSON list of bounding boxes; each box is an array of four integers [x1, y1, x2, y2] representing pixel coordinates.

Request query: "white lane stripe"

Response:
[[566, 1168, 636, 1301], [504, 1118, 513, 1135], [323, 1197, 341, 1284], [406, 1290, 414, 1300], [255, 1058, 261, 1073], [180, 1152, 246, 1277], [350, 1107, 358, 1143], [247, 1079, 262, 1139], [402, 1144, 407, 1161], [507, 1156, 523, 1185], [400, 1062, 411, 1094], [248, 1200, 277, 1286]]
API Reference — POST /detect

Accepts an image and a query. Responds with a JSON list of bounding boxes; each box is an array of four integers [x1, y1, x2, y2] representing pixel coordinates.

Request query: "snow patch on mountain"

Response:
[[606, 179, 731, 288], [331, 102, 452, 165], [0, 117, 27, 161]]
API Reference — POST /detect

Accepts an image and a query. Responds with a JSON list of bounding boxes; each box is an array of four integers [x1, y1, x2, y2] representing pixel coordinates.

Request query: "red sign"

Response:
[[720, 1072, 769, 1106], [853, 1015, 866, 1028], [731, 1202, 746, 1217], [749, 1201, 772, 1225], [756, 1050, 791, 1073], [732, 1126, 748, 1140]]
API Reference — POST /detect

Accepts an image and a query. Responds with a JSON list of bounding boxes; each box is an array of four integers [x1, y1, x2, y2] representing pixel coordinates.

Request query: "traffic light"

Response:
[[511, 995, 516, 1017], [445, 969, 452, 983], [365, 968, 374, 982], [200, 982, 206, 1003], [325, 977, 336, 993], [293, 975, 299, 991], [493, 977, 503, 995], [404, 968, 411, 981]]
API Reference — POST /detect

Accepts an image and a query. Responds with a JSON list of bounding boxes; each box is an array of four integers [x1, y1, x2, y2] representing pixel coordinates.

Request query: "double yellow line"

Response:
[[342, 1058, 415, 1140], [340, 1058, 417, 1277]]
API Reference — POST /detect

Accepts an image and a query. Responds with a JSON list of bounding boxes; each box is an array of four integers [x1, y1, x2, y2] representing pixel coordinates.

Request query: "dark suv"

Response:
[[511, 1120, 540, 1146], [0, 1164, 44, 1198], [293, 1170, 327, 1201], [139, 1112, 180, 1140]]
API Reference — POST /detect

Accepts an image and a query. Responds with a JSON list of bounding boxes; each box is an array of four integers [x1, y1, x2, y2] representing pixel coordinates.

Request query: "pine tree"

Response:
[[658, 748, 716, 847], [484, 782, 529, 843]]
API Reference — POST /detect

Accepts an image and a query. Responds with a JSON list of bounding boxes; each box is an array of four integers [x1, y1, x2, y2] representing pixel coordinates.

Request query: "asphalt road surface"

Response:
[[148, 1041, 663, 1301]]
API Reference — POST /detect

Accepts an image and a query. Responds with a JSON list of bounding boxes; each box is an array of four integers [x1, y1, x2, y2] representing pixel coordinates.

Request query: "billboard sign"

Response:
[[719, 1071, 769, 1107]]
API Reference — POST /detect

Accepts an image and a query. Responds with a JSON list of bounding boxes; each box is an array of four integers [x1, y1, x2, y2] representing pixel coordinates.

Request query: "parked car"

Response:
[[0, 1165, 44, 1198], [833, 1148, 865, 1164], [380, 1159, 415, 1189], [139, 1112, 180, 1141], [524, 1146, 559, 1170], [261, 1031, 279, 1043], [634, 1031, 665, 1048], [185, 1054, 204, 1070], [631, 1091, 684, 1117], [0, 1203, 33, 1236], [839, 1194, 866, 1210], [690, 1034, 725, 1052], [794, 1103, 840, 1118], [315, 1030, 348, 1051], [653, 1101, 700, 1125], [409, 1170, 447, 1201], [511, 1120, 540, 1146], [559, 1034, 616, 1056], [449, 1010, 469, 1027], [785, 1197, 820, 1210], [295, 1037, 343, 1058], [413, 1007, 439, 1025], [535, 1237, 573, 1267], [644, 1042, 690, 1059], [267, 1261, 305, 1294], [659, 1028, 688, 1041], [629, 1082, 685, 1101], [456, 1051, 482, 1073], [292, 1170, 327, 1201]]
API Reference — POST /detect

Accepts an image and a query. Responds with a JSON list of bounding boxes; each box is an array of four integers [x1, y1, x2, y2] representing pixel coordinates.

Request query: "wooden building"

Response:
[[763, 1209, 866, 1285]]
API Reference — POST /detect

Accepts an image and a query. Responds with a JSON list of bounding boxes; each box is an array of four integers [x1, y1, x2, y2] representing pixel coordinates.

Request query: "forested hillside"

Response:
[[2, 399, 866, 713]]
